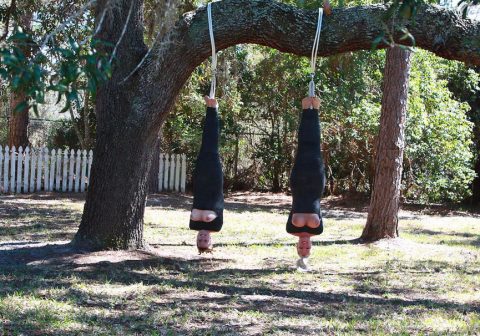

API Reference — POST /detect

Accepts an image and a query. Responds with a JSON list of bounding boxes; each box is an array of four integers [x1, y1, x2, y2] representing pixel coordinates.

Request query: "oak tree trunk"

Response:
[[73, 0, 151, 250], [361, 46, 412, 242]]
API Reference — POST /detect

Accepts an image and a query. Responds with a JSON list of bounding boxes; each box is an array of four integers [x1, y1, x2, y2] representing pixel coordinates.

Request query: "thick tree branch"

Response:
[[138, 0, 479, 129]]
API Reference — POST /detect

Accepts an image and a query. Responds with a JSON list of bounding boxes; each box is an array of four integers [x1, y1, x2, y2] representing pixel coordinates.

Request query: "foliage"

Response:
[[162, 46, 476, 202], [0, 1, 112, 116]]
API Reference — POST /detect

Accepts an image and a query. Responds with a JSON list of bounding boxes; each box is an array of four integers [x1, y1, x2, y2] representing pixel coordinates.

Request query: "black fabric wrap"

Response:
[[190, 107, 224, 232], [286, 108, 325, 235]]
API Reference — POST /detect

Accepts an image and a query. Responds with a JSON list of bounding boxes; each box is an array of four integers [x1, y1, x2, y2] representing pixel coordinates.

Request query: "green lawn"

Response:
[[0, 193, 479, 335]]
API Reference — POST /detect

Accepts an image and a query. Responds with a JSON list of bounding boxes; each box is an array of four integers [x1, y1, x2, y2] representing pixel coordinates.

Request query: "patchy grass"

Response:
[[0, 193, 479, 335]]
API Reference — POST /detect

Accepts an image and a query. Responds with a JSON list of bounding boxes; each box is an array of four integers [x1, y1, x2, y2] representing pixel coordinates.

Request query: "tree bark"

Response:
[[361, 46, 412, 242], [8, 10, 31, 148], [73, 0, 150, 250], [8, 91, 29, 148], [74, 0, 478, 250]]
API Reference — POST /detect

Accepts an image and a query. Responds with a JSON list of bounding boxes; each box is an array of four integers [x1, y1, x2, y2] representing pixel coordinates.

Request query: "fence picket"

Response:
[[49, 149, 56, 191], [3, 146, 9, 193], [69, 149, 75, 192], [81, 150, 87, 192], [62, 150, 68, 192], [181, 154, 186, 193], [163, 154, 170, 191], [55, 149, 62, 191], [10, 146, 16, 193], [75, 149, 81, 192], [30, 148, 36, 192], [169, 154, 175, 191], [37, 148, 43, 191], [175, 154, 181, 191], [16, 146, 23, 193], [23, 147, 30, 193], [44, 148, 50, 191], [158, 153, 164, 192], [87, 150, 93, 186]]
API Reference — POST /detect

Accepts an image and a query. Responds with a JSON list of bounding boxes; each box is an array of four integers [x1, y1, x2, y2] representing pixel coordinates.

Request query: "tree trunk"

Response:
[[8, 10, 31, 148], [8, 91, 29, 148], [361, 46, 412, 242], [73, 0, 150, 250]]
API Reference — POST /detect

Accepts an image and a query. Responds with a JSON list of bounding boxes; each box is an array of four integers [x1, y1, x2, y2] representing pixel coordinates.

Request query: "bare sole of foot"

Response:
[[292, 213, 320, 229], [191, 209, 217, 222]]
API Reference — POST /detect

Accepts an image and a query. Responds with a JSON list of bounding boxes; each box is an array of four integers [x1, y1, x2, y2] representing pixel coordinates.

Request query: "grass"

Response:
[[0, 193, 479, 335]]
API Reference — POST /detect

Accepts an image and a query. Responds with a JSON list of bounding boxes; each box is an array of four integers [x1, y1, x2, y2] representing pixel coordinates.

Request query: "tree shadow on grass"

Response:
[[0, 200, 80, 241], [1, 243, 479, 334]]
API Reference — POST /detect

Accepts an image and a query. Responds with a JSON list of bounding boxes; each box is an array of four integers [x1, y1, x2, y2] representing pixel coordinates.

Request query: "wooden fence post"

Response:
[[181, 154, 186, 193], [23, 147, 30, 193], [69, 149, 75, 192], [81, 150, 87, 192], [36, 148, 43, 191], [62, 150, 68, 192], [10, 146, 16, 193], [44, 148, 50, 191], [16, 146, 23, 193], [169, 154, 175, 191], [30, 148, 36, 192], [87, 150, 93, 188], [158, 153, 164, 192], [3, 146, 9, 193], [49, 149, 56, 191], [55, 149, 62, 191], [75, 149, 81, 192]]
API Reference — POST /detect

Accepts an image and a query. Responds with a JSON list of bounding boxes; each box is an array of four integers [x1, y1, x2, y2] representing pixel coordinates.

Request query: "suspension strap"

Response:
[[308, 8, 324, 98], [207, 2, 217, 99]]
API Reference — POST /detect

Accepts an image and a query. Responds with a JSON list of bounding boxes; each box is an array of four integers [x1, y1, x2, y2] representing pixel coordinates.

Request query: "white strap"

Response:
[[309, 8, 324, 97], [207, 3, 217, 99]]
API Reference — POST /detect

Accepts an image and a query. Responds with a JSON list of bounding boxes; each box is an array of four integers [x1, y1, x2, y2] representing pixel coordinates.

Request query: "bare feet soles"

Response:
[[292, 213, 321, 229], [191, 209, 217, 222]]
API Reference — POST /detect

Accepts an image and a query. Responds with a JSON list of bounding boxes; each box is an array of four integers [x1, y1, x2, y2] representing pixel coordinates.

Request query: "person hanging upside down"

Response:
[[287, 96, 326, 259], [190, 96, 224, 254]]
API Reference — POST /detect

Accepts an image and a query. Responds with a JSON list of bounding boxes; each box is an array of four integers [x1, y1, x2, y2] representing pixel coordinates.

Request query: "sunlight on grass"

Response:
[[1, 194, 479, 335]]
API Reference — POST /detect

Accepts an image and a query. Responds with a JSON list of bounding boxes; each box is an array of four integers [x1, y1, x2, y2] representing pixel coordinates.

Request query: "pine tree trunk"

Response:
[[8, 91, 29, 148], [8, 10, 31, 148], [361, 46, 412, 242]]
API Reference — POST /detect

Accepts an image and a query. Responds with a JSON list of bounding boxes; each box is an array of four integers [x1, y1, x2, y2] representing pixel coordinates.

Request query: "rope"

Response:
[[207, 2, 217, 99], [308, 8, 324, 98]]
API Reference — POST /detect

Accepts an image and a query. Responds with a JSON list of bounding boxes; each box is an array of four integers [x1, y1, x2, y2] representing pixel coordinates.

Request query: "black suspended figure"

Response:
[[286, 96, 326, 260], [189, 96, 224, 253], [189, 3, 224, 254]]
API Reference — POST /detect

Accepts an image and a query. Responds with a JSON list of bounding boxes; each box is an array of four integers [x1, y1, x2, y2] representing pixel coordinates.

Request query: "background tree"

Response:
[[362, 46, 412, 241]]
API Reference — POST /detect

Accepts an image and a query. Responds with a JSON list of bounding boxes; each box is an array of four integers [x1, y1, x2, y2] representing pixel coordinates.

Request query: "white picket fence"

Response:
[[0, 145, 187, 194], [0, 145, 92, 194], [158, 153, 187, 193]]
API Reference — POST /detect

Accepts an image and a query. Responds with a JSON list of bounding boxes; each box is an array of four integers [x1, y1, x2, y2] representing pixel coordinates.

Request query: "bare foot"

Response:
[[204, 95, 218, 108], [297, 234, 312, 258], [292, 213, 321, 228], [302, 97, 321, 110], [196, 230, 213, 254], [191, 209, 217, 222]]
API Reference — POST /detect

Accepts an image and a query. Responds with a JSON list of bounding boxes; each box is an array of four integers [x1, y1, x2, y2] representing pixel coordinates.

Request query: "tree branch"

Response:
[[138, 0, 480, 128]]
